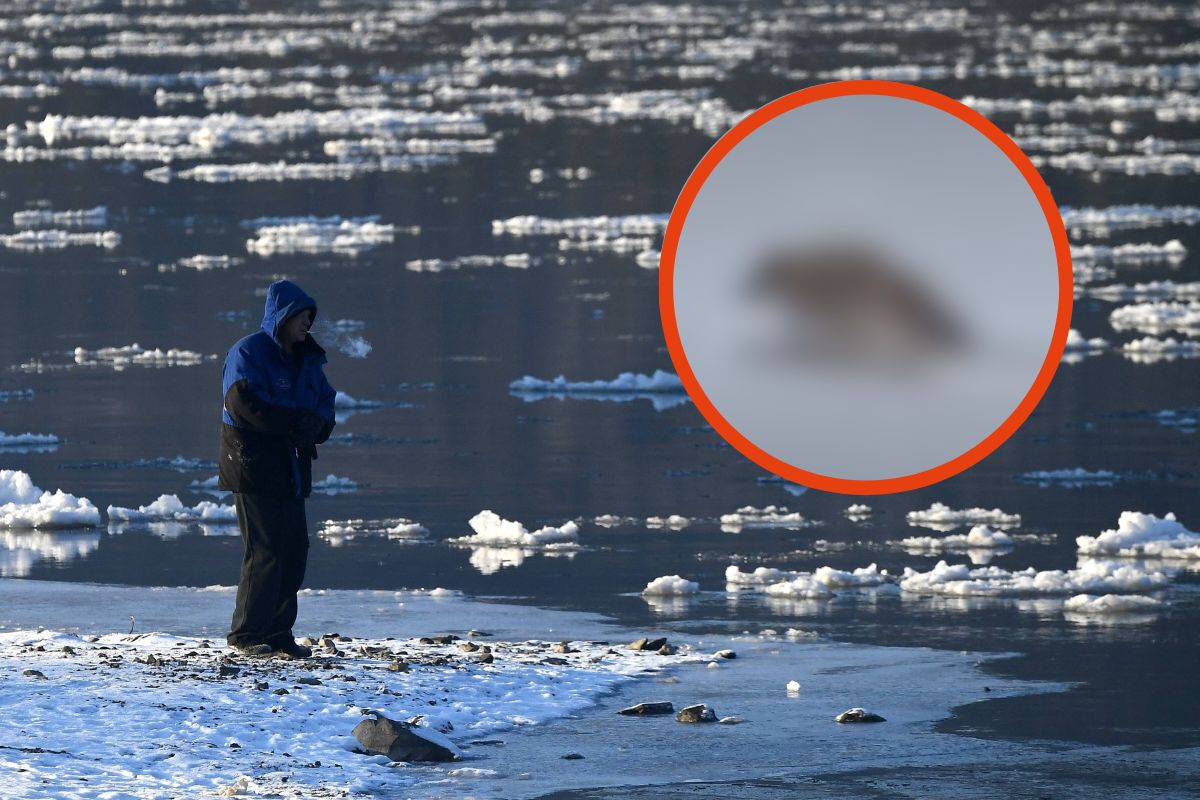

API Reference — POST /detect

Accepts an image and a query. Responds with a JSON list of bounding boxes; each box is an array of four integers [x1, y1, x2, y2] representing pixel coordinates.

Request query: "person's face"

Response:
[[281, 309, 313, 348]]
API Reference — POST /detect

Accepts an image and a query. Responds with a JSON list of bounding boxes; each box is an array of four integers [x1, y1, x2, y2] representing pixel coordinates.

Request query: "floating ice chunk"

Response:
[[1076, 511, 1200, 559], [1088, 280, 1200, 302], [68, 344, 213, 370], [317, 517, 428, 546], [106, 494, 236, 523], [1070, 240, 1187, 266], [0, 470, 100, 529], [812, 563, 890, 588], [725, 565, 804, 587], [719, 505, 818, 532], [899, 525, 1014, 551], [244, 216, 400, 255], [510, 370, 688, 411], [1058, 205, 1200, 237], [645, 515, 690, 530], [0, 229, 120, 250], [1109, 301, 1200, 335], [1015, 468, 1121, 488], [310, 474, 358, 495], [641, 574, 699, 596], [1063, 328, 1109, 354], [1120, 336, 1200, 364], [592, 514, 638, 527], [1063, 593, 1164, 614], [333, 391, 382, 408], [12, 205, 106, 228], [511, 370, 682, 394], [0, 431, 58, 446], [844, 504, 872, 517], [763, 576, 835, 599], [906, 502, 1021, 530], [406, 253, 531, 272], [160, 254, 242, 272], [451, 510, 579, 548], [899, 558, 1168, 597], [1035, 151, 1200, 176]]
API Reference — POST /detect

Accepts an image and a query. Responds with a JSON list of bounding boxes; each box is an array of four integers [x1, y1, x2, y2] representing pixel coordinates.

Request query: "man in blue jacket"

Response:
[[220, 279, 336, 658]]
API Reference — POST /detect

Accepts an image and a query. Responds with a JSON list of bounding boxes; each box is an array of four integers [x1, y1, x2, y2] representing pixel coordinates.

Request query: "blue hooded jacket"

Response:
[[218, 280, 336, 497]]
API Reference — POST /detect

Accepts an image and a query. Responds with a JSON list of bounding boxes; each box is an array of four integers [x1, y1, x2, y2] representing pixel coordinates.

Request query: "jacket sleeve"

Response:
[[314, 372, 336, 444], [223, 345, 298, 436]]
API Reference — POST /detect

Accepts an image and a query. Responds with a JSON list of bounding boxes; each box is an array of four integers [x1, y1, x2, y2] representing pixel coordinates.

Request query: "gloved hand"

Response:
[[288, 408, 326, 448]]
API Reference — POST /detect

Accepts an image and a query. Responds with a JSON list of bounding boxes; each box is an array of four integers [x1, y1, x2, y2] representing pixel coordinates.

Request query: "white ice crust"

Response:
[[0, 469, 100, 529], [1076, 511, 1200, 559]]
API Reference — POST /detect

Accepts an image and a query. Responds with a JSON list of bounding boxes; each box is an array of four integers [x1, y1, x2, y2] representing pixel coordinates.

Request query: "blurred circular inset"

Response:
[[660, 81, 1071, 494]]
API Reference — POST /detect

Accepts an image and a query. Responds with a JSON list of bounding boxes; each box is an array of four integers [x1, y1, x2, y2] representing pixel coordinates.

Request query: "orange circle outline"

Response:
[[659, 80, 1073, 495]]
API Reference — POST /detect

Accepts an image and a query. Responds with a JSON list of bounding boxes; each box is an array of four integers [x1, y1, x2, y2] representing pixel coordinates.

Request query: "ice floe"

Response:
[[450, 510, 579, 548], [317, 518, 429, 546], [1120, 336, 1200, 363], [1014, 468, 1122, 487], [645, 515, 690, 530], [898, 559, 1168, 596], [641, 574, 699, 596], [1063, 593, 1164, 614], [726, 563, 891, 598], [509, 370, 689, 411], [1059, 205, 1200, 237], [0, 229, 120, 250], [492, 213, 667, 266], [1076, 511, 1200, 559], [12, 205, 107, 228], [1087, 280, 1200, 302], [105, 494, 236, 523], [310, 474, 358, 495], [1070, 239, 1187, 266], [720, 505, 818, 532], [243, 215, 403, 255], [1109, 301, 1200, 335], [406, 253, 532, 272], [906, 503, 1021, 530], [0, 431, 59, 447], [844, 504, 872, 519], [159, 254, 242, 272], [0, 470, 100, 529], [899, 525, 1015, 551], [45, 344, 217, 371], [1062, 329, 1109, 363]]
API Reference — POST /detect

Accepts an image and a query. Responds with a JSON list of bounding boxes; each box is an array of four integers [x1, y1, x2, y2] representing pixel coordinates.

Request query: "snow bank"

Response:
[[641, 574, 699, 595], [0, 626, 706, 798], [906, 502, 1021, 529], [1077, 511, 1200, 559], [899, 559, 1168, 596], [106, 494, 236, 523], [451, 510, 579, 548], [0, 470, 99, 528]]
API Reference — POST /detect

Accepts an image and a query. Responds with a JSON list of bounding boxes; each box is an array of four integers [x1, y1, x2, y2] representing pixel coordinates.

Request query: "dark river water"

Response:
[[0, 0, 1198, 792]]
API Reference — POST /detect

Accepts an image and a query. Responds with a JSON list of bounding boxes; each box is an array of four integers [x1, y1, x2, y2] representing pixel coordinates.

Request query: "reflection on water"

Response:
[[1, 530, 101, 577]]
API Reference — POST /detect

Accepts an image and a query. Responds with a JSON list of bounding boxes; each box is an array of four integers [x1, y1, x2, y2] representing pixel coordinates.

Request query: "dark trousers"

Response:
[[227, 492, 309, 648]]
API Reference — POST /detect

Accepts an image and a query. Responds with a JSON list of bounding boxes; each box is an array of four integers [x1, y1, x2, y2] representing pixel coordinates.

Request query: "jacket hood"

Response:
[[261, 280, 318, 343]]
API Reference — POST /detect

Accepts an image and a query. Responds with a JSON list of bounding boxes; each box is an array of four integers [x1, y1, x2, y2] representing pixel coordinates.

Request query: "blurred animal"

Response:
[[749, 242, 965, 367]]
